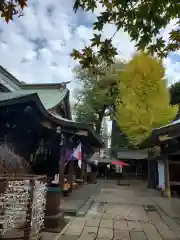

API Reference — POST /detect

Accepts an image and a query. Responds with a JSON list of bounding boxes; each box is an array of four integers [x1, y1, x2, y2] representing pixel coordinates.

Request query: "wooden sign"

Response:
[[41, 121, 53, 129], [76, 130, 88, 136], [159, 135, 173, 142]]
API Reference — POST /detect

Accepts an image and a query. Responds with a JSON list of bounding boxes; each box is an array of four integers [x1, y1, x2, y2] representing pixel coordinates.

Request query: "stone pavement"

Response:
[[151, 196, 180, 220], [60, 183, 101, 216], [46, 180, 180, 240], [58, 213, 180, 239]]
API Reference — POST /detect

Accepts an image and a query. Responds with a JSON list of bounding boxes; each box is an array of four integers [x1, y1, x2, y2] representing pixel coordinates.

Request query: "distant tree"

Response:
[[73, 61, 124, 134], [73, 92, 99, 125], [115, 52, 177, 146], [169, 81, 180, 120], [72, 0, 179, 69], [0, 0, 27, 23], [170, 81, 180, 105], [73, 82, 107, 134]]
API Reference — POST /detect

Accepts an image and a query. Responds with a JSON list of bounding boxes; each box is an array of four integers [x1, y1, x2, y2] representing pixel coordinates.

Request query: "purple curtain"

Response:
[[65, 148, 76, 162]]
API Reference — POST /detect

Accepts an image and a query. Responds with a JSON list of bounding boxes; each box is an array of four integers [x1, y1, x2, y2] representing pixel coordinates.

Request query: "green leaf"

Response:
[[93, 16, 104, 31], [73, 0, 81, 12], [169, 29, 180, 42], [71, 49, 82, 60], [72, 0, 179, 69], [91, 34, 102, 47], [86, 0, 97, 12]]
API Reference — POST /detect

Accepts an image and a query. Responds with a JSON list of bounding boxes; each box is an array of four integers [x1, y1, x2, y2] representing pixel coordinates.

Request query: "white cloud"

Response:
[[164, 53, 180, 85], [0, 0, 179, 95]]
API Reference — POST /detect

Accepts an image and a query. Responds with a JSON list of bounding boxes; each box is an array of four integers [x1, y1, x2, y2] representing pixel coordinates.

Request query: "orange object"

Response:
[[64, 182, 70, 189]]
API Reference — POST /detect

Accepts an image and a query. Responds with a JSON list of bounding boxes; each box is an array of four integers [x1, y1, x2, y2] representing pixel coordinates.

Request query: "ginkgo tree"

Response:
[[72, 0, 179, 69], [115, 52, 177, 146]]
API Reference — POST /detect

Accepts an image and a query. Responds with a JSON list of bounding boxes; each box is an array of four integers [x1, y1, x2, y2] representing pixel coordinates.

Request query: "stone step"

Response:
[[76, 196, 95, 217]]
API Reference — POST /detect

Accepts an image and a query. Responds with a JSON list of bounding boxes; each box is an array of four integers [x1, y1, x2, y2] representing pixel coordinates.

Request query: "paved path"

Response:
[[60, 183, 100, 216], [48, 180, 180, 240]]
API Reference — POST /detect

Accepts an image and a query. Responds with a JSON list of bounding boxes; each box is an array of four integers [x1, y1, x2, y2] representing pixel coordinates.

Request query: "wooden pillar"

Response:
[[84, 162, 87, 183], [147, 148, 156, 188], [68, 161, 74, 192], [59, 133, 66, 192], [161, 144, 171, 199], [81, 161, 84, 179], [164, 157, 171, 199]]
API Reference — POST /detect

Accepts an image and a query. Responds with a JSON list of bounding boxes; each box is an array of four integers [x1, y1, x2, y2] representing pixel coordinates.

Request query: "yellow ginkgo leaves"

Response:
[[115, 53, 177, 146]]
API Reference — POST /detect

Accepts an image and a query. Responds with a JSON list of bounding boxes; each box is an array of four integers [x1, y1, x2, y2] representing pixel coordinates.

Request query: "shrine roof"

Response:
[[0, 92, 28, 102], [140, 118, 180, 149], [19, 82, 69, 89], [154, 119, 180, 132], [0, 87, 68, 110], [0, 92, 103, 148], [51, 112, 103, 147], [18, 88, 69, 110]]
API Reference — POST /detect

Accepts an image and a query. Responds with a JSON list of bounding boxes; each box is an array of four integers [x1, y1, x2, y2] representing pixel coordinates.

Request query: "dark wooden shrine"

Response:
[[0, 92, 102, 231], [144, 119, 180, 197], [0, 93, 102, 178]]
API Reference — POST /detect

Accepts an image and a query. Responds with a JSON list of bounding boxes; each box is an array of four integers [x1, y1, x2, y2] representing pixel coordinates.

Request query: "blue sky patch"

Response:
[[169, 53, 180, 64]]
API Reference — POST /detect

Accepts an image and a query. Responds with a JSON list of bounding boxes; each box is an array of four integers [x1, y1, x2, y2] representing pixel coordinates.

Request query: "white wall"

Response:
[[158, 160, 165, 190]]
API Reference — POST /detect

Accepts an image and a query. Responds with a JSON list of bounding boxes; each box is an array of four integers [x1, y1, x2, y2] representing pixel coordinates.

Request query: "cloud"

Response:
[[164, 52, 180, 85], [0, 0, 179, 96]]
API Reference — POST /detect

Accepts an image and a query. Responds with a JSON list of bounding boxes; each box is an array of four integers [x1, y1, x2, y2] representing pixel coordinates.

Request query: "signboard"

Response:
[[100, 149, 104, 158], [76, 130, 88, 136], [41, 121, 53, 129], [159, 135, 173, 142]]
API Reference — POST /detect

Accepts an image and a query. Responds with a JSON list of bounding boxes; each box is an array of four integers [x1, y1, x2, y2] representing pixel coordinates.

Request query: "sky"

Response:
[[0, 1, 179, 137], [0, 0, 179, 104]]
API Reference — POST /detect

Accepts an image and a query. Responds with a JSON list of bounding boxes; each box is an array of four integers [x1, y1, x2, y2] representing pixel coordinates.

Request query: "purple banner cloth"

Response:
[[65, 148, 76, 163]]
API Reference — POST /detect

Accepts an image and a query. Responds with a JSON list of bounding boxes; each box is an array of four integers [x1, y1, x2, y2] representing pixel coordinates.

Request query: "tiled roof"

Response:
[[19, 88, 69, 110], [0, 92, 30, 102], [0, 88, 68, 110]]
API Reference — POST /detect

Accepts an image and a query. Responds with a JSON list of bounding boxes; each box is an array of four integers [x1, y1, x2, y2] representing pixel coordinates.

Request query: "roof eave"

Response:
[[0, 93, 102, 147], [20, 82, 70, 90]]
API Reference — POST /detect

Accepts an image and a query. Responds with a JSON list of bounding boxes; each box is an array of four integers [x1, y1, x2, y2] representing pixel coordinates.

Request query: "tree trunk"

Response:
[[95, 108, 105, 135]]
